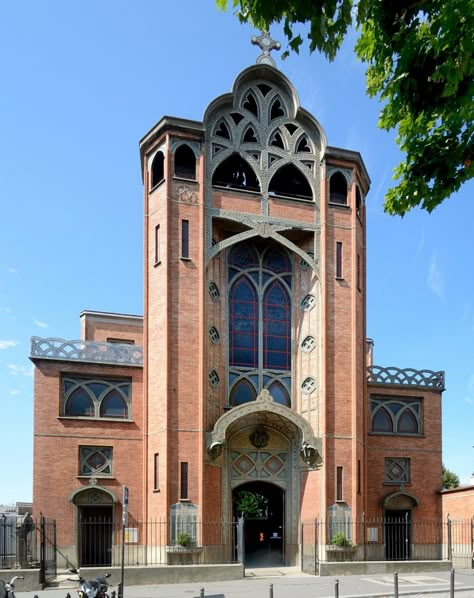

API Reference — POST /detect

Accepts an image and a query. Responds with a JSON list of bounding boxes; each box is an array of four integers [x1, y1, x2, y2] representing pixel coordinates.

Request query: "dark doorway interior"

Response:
[[385, 509, 411, 560], [233, 481, 284, 567], [79, 505, 113, 567]]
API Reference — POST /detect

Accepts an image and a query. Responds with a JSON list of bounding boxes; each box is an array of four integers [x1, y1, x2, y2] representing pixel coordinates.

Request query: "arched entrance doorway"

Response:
[[382, 490, 419, 560], [233, 481, 284, 566], [69, 485, 116, 566]]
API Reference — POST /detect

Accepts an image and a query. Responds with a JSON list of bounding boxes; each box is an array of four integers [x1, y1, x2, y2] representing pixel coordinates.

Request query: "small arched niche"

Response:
[[329, 171, 348, 205], [269, 164, 313, 201], [151, 151, 164, 189], [212, 153, 260, 192], [174, 144, 196, 180]]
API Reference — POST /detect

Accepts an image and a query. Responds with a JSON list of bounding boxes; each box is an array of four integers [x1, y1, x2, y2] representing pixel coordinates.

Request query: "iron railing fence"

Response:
[[78, 518, 240, 567], [0, 515, 38, 569], [301, 516, 474, 568]]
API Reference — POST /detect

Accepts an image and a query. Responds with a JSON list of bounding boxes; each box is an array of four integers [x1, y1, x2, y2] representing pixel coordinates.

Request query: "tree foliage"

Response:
[[442, 464, 460, 489], [217, 0, 474, 216], [233, 490, 268, 518]]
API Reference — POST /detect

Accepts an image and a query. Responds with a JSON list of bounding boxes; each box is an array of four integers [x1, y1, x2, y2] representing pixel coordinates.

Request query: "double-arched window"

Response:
[[228, 242, 292, 407], [370, 397, 422, 435], [63, 377, 131, 419]]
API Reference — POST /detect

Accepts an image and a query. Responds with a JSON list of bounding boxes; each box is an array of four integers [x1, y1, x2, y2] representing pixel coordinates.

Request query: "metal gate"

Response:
[[301, 519, 319, 574], [39, 514, 57, 584]]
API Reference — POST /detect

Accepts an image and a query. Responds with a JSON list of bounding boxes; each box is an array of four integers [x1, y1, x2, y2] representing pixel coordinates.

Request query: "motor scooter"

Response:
[[0, 575, 24, 598], [68, 568, 111, 598]]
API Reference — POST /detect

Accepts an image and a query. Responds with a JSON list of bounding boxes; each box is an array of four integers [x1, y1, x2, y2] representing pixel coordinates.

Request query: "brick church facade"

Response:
[[32, 40, 446, 569]]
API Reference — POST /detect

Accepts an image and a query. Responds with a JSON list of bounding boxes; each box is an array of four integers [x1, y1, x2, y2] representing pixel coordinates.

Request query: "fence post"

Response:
[[394, 572, 398, 598], [39, 513, 45, 585], [315, 518, 318, 575], [362, 512, 366, 561], [447, 516, 452, 562]]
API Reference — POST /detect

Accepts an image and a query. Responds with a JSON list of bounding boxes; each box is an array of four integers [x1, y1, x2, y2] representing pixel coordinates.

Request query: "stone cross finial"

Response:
[[251, 31, 281, 67]]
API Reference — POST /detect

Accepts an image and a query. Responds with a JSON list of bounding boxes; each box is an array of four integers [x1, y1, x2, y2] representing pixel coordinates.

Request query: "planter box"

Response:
[[325, 545, 357, 562], [166, 546, 203, 565]]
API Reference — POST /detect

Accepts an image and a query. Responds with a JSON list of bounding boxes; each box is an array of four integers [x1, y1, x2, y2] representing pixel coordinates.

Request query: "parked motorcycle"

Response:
[[0, 575, 24, 598], [68, 568, 111, 598]]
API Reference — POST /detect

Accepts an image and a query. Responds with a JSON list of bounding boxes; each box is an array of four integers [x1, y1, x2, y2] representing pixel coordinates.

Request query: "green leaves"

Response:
[[217, 0, 474, 216]]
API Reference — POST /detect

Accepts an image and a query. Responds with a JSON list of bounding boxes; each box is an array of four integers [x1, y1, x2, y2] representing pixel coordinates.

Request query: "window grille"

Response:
[[301, 335, 316, 352], [208, 370, 220, 386], [301, 294, 316, 311], [302, 377, 316, 394], [208, 281, 220, 301], [209, 326, 220, 343]]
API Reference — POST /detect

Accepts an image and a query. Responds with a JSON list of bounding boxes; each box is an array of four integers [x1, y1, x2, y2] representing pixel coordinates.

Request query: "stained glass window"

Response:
[[228, 242, 292, 406], [229, 277, 257, 368], [100, 391, 128, 418], [263, 282, 290, 370], [63, 378, 130, 419], [65, 389, 94, 417], [370, 397, 422, 435]]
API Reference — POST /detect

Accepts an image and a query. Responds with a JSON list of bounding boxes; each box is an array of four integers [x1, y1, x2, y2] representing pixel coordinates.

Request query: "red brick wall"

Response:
[[366, 385, 442, 520], [442, 487, 474, 520], [33, 360, 143, 546]]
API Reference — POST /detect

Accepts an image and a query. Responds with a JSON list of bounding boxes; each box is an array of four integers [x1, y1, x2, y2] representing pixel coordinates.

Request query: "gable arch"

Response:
[[207, 226, 318, 277]]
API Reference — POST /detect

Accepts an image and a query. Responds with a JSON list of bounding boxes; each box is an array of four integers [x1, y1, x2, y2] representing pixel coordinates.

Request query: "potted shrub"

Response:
[[177, 532, 193, 548], [326, 532, 357, 561]]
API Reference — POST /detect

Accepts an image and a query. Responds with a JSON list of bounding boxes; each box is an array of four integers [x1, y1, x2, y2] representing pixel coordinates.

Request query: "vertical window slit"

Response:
[[336, 466, 343, 501], [181, 220, 189, 259], [180, 462, 188, 499], [154, 453, 159, 491], [336, 242, 343, 279], [155, 224, 160, 264]]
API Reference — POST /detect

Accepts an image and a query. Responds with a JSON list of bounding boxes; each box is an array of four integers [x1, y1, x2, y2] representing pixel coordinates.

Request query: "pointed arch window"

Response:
[[269, 164, 313, 201], [242, 126, 258, 143], [100, 390, 128, 418], [329, 171, 348, 205], [370, 397, 422, 435], [296, 135, 311, 153], [62, 377, 131, 419], [230, 379, 257, 406], [212, 153, 260, 192], [229, 277, 258, 368], [242, 91, 259, 117], [228, 242, 292, 406], [270, 130, 285, 149], [269, 97, 286, 121], [174, 144, 196, 179], [215, 120, 231, 139], [65, 388, 94, 417], [267, 381, 290, 406], [263, 281, 290, 370], [151, 151, 164, 188]]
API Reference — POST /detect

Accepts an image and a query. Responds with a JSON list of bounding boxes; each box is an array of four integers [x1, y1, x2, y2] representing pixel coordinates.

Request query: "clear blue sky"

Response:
[[1, 1, 472, 505]]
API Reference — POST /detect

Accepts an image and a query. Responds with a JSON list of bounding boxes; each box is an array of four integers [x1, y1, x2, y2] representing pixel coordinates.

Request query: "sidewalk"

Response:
[[14, 568, 474, 598]]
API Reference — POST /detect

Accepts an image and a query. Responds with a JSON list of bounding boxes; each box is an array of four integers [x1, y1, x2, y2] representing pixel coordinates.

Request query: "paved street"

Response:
[[13, 568, 474, 598]]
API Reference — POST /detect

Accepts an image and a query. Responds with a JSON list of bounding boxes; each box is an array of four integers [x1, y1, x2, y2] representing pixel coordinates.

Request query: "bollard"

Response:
[[335, 579, 339, 598], [117, 582, 122, 598], [269, 582, 273, 598], [200, 588, 205, 598], [394, 572, 399, 598], [450, 568, 455, 598]]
